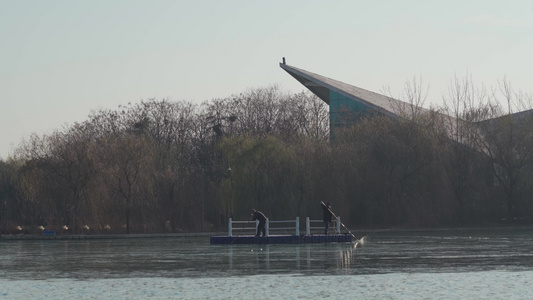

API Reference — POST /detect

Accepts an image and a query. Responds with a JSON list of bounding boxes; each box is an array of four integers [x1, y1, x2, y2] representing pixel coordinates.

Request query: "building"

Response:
[[279, 59, 428, 134], [279, 59, 533, 141]]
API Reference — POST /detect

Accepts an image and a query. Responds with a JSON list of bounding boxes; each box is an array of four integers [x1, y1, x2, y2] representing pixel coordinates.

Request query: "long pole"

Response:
[[321, 201, 359, 242], [230, 219, 250, 245]]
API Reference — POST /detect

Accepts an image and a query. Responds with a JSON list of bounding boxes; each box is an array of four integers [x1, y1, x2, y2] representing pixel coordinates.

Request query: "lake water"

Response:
[[1, 228, 532, 299]]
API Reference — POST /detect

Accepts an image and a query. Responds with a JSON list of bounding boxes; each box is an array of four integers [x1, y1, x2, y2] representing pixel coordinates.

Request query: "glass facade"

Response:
[[329, 90, 371, 130]]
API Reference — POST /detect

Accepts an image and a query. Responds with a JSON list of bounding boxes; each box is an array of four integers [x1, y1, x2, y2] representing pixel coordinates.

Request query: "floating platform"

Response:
[[210, 234, 352, 245]]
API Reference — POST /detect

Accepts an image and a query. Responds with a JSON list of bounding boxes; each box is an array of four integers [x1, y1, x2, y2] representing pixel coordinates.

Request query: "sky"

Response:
[[1, 0, 532, 159]]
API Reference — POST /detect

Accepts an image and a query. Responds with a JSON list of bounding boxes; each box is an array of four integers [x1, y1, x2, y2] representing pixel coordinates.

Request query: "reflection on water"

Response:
[[225, 242, 359, 274], [2, 228, 533, 280], [0, 237, 361, 280]]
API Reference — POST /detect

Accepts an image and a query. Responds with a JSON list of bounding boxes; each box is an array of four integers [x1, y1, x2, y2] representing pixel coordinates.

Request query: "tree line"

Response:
[[1, 80, 533, 235]]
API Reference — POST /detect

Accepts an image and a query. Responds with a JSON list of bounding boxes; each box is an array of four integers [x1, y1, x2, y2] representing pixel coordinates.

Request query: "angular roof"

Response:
[[279, 61, 469, 146], [477, 108, 533, 127], [279, 62, 420, 118]]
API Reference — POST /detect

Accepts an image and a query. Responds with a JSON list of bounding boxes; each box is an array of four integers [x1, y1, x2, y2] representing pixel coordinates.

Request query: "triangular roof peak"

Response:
[[280, 62, 417, 118]]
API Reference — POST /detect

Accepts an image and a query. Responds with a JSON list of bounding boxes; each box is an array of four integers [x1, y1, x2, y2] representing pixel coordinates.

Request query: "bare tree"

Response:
[[439, 74, 494, 221], [100, 134, 155, 234], [475, 80, 533, 221]]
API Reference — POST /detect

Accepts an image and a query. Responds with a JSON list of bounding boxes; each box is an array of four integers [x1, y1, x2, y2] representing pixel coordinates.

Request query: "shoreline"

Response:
[[2, 225, 532, 241], [0, 232, 223, 241]]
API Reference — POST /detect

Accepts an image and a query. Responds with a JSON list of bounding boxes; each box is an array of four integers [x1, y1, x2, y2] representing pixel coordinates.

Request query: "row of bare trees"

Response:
[[1, 80, 533, 235]]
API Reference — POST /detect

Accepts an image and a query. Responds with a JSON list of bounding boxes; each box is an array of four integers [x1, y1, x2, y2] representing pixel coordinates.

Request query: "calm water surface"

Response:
[[1, 228, 532, 299]]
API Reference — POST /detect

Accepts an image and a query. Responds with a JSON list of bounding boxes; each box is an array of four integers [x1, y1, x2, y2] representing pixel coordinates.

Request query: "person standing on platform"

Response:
[[250, 209, 267, 237], [321, 202, 333, 234]]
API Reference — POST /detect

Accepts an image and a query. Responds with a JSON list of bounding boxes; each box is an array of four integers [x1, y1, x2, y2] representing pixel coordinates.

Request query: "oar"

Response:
[[321, 201, 360, 243]]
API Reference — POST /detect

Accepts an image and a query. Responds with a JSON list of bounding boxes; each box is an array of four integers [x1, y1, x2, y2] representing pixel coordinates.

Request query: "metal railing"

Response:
[[228, 217, 299, 237], [305, 217, 341, 235]]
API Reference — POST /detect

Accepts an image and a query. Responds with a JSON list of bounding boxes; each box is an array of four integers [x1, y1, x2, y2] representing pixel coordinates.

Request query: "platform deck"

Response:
[[210, 234, 351, 244]]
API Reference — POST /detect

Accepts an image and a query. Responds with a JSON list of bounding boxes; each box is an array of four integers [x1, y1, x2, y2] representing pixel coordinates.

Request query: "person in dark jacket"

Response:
[[321, 202, 333, 234], [250, 209, 267, 237]]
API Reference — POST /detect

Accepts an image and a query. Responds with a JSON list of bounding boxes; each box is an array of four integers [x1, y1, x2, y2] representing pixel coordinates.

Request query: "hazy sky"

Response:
[[1, 0, 532, 159]]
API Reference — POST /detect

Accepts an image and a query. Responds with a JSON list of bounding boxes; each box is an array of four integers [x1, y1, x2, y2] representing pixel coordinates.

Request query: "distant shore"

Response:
[[0, 232, 220, 241]]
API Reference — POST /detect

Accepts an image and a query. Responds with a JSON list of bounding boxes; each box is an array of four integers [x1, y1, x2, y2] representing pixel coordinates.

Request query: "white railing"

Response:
[[268, 218, 299, 236], [229, 219, 258, 236], [228, 216, 341, 236], [305, 217, 340, 235], [228, 217, 299, 237]]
